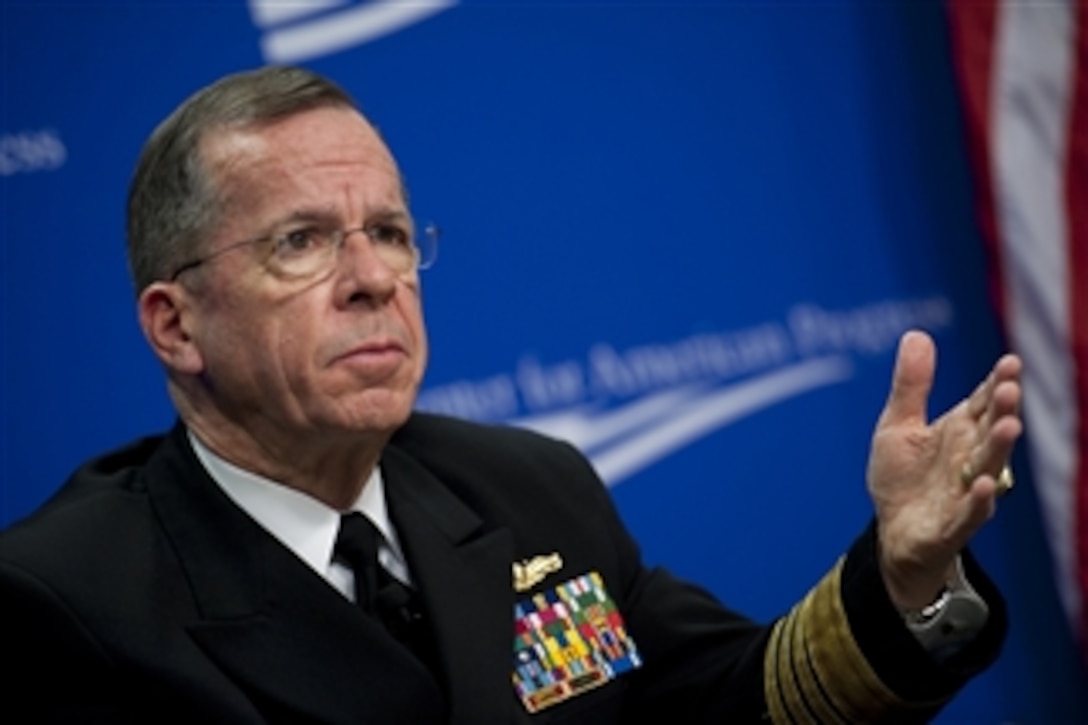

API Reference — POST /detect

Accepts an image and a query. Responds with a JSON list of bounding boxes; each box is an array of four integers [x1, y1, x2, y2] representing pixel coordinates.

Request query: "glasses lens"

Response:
[[416, 223, 440, 270], [269, 231, 339, 279], [265, 222, 439, 279]]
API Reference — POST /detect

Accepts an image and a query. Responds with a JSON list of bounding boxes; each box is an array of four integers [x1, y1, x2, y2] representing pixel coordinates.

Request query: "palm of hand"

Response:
[[866, 332, 1022, 609]]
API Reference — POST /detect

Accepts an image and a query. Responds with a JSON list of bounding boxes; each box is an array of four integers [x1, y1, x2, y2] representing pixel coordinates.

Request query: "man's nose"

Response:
[[332, 228, 399, 306]]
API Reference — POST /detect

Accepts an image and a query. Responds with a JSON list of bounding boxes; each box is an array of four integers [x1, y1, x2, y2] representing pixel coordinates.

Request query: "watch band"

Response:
[[901, 556, 990, 660]]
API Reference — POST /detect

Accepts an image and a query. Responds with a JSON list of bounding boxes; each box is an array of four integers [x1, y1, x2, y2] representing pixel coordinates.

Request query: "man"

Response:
[[1, 66, 1022, 723]]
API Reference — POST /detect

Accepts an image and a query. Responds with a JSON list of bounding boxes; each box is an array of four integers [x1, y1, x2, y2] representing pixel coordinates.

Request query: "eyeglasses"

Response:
[[169, 220, 440, 282]]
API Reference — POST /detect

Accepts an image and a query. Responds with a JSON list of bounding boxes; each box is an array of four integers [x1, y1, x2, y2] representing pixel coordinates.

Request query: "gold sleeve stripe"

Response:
[[789, 590, 851, 722], [764, 558, 945, 723], [766, 588, 849, 724]]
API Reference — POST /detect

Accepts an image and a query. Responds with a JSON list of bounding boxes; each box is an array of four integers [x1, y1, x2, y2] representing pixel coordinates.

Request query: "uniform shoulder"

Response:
[[389, 412, 599, 491], [1, 432, 168, 555]]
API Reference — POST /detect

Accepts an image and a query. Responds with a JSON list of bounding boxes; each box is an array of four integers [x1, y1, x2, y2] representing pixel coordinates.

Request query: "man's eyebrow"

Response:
[[264, 206, 340, 229], [258, 206, 412, 236], [367, 209, 412, 226]]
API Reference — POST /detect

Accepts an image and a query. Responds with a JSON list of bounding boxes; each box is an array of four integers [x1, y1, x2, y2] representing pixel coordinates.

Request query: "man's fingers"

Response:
[[963, 367, 1023, 482], [963, 415, 1023, 484], [881, 330, 937, 427], [956, 474, 999, 541], [966, 374, 992, 420], [982, 378, 1022, 436], [995, 353, 1023, 383], [966, 354, 1020, 421]]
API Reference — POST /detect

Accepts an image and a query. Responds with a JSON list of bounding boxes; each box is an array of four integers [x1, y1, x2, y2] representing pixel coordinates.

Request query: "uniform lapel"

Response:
[[147, 425, 446, 723], [381, 445, 518, 725]]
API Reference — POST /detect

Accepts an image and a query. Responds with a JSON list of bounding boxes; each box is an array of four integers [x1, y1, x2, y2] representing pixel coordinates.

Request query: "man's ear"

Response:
[[138, 282, 204, 375]]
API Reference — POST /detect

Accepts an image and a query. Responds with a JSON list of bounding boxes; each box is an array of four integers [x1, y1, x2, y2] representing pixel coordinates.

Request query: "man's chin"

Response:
[[329, 389, 416, 435]]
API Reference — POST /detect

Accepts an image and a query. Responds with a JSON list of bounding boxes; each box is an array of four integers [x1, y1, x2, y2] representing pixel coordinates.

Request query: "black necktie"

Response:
[[334, 513, 444, 682], [335, 512, 384, 612]]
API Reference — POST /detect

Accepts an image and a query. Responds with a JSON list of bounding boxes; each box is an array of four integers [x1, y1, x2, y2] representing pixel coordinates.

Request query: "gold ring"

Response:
[[961, 462, 1014, 496], [960, 461, 975, 489], [996, 466, 1014, 496]]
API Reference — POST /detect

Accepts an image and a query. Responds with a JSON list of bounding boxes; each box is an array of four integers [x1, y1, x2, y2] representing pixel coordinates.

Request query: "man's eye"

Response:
[[368, 224, 411, 248], [275, 228, 322, 254]]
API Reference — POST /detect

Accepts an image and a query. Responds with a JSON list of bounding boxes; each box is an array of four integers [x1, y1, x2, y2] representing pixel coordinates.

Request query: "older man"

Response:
[[1, 66, 1021, 723]]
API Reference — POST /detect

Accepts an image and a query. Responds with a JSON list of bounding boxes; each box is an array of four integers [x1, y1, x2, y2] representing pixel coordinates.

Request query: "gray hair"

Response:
[[126, 66, 357, 292]]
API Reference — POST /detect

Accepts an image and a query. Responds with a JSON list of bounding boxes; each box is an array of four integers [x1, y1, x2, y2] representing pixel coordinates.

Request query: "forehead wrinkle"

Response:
[[200, 113, 411, 238]]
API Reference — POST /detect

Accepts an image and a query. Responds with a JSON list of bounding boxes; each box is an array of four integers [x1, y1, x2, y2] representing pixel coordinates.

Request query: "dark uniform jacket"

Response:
[[0, 413, 1006, 723]]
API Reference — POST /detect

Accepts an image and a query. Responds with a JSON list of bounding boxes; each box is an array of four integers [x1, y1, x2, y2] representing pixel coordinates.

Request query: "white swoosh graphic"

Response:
[[509, 384, 709, 452], [261, 0, 458, 64], [251, 0, 348, 28], [514, 356, 853, 487]]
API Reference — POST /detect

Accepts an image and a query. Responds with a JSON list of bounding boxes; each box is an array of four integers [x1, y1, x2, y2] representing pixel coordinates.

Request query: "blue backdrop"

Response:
[[1, 0, 1083, 720]]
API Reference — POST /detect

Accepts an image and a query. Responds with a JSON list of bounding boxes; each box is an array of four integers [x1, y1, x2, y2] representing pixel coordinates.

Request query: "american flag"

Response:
[[948, 0, 1088, 654]]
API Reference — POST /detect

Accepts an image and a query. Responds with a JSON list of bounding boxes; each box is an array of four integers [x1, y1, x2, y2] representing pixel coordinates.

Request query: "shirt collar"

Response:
[[187, 430, 405, 578]]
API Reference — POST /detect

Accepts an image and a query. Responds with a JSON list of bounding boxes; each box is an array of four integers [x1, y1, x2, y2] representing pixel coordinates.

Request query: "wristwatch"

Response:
[[901, 556, 989, 659]]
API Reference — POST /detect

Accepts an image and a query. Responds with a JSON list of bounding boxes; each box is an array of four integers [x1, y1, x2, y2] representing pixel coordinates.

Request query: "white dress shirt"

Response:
[[188, 431, 412, 601]]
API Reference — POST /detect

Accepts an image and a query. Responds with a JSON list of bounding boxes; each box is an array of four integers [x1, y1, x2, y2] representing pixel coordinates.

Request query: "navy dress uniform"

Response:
[[0, 413, 1005, 723]]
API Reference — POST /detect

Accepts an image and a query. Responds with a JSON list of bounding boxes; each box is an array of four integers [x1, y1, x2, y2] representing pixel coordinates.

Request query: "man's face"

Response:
[[180, 106, 427, 444]]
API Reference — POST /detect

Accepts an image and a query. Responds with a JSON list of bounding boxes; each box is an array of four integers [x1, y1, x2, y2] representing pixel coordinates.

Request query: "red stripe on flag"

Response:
[[947, 0, 1007, 328], [1067, 0, 1088, 648]]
